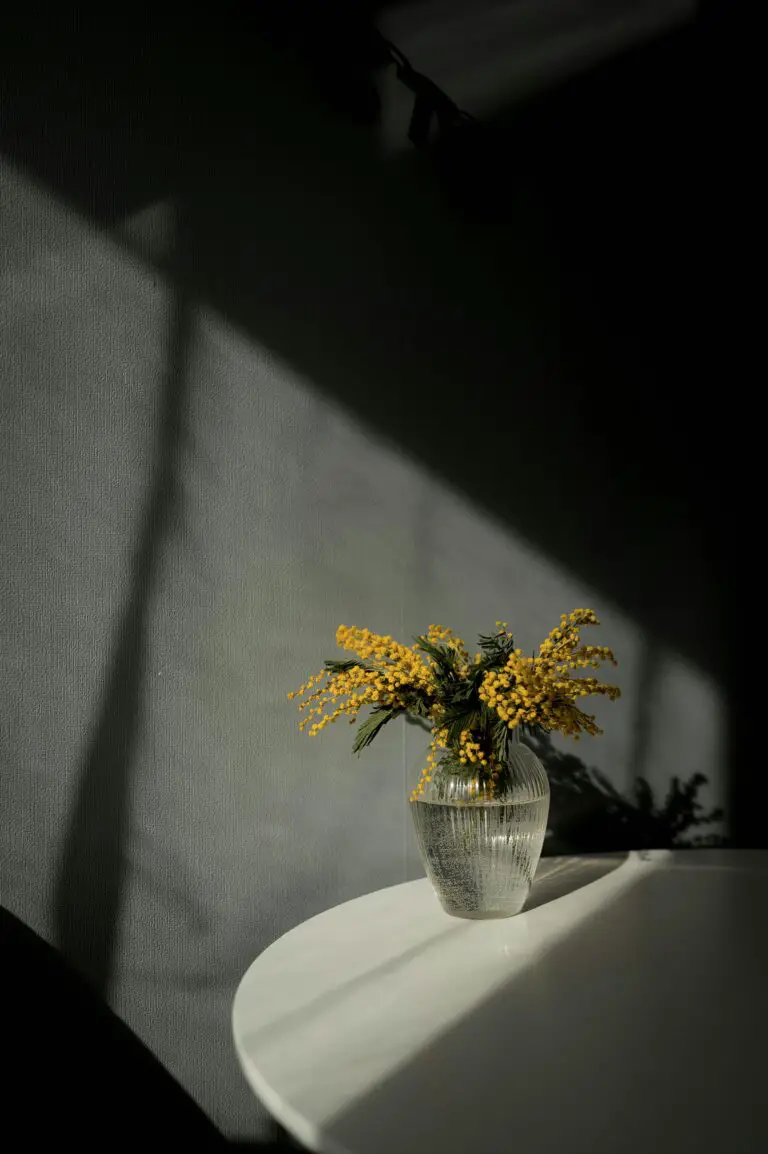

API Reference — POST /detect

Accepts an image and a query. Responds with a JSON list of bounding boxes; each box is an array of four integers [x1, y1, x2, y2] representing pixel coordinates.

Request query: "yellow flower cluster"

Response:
[[288, 625, 434, 738], [458, 728, 487, 767], [479, 609, 620, 738], [336, 625, 434, 690], [410, 726, 446, 803], [290, 611, 620, 804], [426, 624, 471, 672], [409, 727, 504, 803]]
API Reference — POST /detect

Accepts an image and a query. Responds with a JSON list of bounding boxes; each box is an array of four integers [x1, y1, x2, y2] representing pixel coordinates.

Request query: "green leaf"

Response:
[[406, 695, 432, 718], [324, 659, 365, 673], [449, 677, 477, 705], [352, 707, 402, 755], [466, 660, 489, 686], [476, 632, 501, 651], [440, 707, 481, 748], [413, 636, 458, 678], [477, 631, 513, 652], [491, 718, 509, 764]]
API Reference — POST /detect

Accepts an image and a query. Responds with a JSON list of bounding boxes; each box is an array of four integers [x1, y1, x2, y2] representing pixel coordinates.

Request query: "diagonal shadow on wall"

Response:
[[51, 205, 194, 997], [3, 8, 734, 852]]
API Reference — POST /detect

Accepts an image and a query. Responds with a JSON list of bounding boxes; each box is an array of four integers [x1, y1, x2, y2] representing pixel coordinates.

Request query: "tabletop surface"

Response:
[[233, 850, 768, 1154]]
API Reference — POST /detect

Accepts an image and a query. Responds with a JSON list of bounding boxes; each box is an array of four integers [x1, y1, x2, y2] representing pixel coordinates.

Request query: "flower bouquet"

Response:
[[289, 610, 619, 917]]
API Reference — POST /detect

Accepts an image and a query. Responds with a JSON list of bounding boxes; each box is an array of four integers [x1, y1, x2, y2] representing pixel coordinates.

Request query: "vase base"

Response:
[[439, 901, 528, 920]]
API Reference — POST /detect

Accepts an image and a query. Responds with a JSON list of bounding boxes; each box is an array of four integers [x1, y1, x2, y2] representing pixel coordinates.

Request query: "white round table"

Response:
[[233, 850, 768, 1154]]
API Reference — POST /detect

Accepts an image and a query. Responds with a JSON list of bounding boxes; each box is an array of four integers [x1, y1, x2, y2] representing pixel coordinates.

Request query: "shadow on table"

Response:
[[524, 853, 626, 913]]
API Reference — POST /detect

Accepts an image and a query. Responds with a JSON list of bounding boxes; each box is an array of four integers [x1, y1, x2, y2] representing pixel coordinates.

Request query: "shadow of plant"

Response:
[[526, 730, 726, 853]]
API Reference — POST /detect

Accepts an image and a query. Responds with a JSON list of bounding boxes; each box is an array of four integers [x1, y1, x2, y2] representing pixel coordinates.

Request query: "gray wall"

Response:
[[1, 14, 720, 1142]]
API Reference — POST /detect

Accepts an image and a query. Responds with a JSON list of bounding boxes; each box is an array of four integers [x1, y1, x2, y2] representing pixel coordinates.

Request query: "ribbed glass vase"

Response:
[[410, 734, 550, 919]]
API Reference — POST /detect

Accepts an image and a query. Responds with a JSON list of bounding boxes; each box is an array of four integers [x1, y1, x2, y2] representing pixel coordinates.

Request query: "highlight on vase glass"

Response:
[[289, 611, 620, 918]]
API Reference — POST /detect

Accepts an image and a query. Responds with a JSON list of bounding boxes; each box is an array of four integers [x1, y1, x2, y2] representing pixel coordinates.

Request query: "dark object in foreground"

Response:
[[0, 904, 291, 1148]]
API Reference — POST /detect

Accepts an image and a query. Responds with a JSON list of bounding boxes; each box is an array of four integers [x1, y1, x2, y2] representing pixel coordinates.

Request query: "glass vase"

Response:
[[410, 734, 550, 919]]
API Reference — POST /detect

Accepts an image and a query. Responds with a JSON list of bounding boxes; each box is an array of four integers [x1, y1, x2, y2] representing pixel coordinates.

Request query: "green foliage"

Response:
[[324, 659, 367, 674], [409, 629, 528, 774], [350, 626, 547, 773], [404, 694, 432, 719], [352, 707, 402, 755], [476, 630, 517, 667], [412, 636, 461, 687], [491, 715, 512, 764]]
